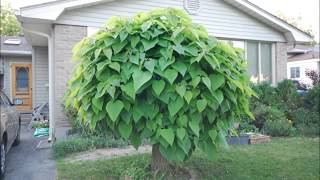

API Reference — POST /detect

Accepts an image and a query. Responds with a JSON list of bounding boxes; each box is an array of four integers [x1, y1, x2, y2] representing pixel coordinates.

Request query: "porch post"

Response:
[[48, 30, 55, 142]]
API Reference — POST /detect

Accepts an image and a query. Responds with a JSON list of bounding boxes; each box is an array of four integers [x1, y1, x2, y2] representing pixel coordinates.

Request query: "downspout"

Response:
[[23, 28, 55, 142]]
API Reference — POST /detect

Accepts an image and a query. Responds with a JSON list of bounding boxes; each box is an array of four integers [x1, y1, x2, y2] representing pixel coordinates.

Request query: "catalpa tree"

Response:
[[65, 8, 254, 171]]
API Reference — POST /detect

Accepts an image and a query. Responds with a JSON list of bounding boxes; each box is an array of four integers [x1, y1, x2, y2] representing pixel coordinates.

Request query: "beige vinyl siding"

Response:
[[33, 46, 49, 107], [56, 0, 285, 42]]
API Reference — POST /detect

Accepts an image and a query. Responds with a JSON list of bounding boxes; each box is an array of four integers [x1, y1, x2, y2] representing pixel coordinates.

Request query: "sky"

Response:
[[4, 0, 320, 39]]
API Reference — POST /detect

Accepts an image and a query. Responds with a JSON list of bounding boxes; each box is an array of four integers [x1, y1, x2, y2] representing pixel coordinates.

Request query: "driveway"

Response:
[[4, 123, 56, 180]]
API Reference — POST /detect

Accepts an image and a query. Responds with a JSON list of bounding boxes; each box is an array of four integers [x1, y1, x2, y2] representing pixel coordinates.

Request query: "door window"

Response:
[[15, 67, 29, 93]]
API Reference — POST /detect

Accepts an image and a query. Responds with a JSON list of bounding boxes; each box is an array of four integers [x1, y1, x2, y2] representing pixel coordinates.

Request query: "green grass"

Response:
[[57, 137, 319, 180]]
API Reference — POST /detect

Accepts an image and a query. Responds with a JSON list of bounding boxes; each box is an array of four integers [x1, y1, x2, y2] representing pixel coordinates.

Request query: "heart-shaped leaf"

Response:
[[152, 80, 165, 96], [209, 129, 218, 141], [132, 70, 152, 92], [118, 121, 132, 139], [163, 68, 178, 84], [189, 119, 200, 137], [103, 48, 112, 60], [196, 99, 207, 112], [160, 128, 175, 146], [177, 115, 188, 127], [141, 38, 159, 51], [172, 61, 187, 76], [106, 100, 124, 122], [210, 74, 225, 91], [176, 85, 186, 98], [202, 76, 211, 91], [144, 59, 157, 73], [108, 62, 120, 73], [121, 81, 135, 100], [213, 90, 224, 104], [168, 97, 184, 117], [176, 128, 186, 140], [184, 91, 193, 104]]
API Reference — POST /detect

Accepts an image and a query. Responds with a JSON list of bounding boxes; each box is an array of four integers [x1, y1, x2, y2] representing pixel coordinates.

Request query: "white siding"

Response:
[[287, 59, 320, 87], [33, 46, 49, 107], [56, 0, 285, 42]]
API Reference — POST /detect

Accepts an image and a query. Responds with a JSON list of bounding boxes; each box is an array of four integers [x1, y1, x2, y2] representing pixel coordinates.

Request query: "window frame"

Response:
[[218, 38, 276, 85], [290, 67, 300, 78]]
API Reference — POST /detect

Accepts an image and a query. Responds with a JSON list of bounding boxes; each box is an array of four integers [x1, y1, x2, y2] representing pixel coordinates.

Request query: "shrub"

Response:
[[64, 8, 254, 169], [264, 119, 294, 137], [52, 136, 129, 158], [303, 85, 320, 112], [276, 80, 300, 109], [291, 108, 319, 136], [305, 69, 320, 85], [251, 82, 278, 106]]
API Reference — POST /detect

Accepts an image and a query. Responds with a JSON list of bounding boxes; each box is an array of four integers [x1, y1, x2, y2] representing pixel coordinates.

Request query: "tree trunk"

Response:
[[151, 144, 171, 172]]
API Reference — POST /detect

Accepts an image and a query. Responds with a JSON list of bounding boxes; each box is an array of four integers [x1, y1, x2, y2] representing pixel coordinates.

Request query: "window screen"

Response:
[[261, 43, 272, 82], [247, 41, 259, 83]]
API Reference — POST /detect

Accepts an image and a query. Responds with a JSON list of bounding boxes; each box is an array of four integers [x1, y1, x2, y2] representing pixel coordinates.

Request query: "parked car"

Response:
[[0, 91, 22, 178]]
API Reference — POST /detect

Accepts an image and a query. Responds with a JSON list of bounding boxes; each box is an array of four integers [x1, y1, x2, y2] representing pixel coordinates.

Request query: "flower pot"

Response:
[[227, 134, 250, 145]]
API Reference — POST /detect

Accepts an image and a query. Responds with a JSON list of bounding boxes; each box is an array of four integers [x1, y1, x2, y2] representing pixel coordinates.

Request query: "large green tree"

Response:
[[0, 1, 22, 36], [65, 8, 254, 171]]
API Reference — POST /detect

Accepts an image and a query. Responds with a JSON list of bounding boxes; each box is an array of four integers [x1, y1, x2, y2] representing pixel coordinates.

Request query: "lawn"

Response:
[[57, 137, 319, 180]]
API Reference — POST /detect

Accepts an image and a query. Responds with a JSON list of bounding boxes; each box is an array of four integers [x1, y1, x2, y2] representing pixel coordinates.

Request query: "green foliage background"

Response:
[[65, 8, 254, 162], [0, 1, 22, 36]]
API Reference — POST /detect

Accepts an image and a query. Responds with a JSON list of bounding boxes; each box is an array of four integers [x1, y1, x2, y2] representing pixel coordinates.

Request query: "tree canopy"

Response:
[[65, 8, 254, 163], [0, 1, 22, 36]]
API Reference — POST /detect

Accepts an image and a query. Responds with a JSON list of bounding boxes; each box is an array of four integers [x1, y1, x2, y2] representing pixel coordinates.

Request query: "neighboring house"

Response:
[[15, 0, 313, 140], [0, 36, 35, 111], [287, 45, 320, 87]]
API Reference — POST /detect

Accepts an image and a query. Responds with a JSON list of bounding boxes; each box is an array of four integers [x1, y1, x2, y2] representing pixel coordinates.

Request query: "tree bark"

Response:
[[151, 144, 171, 172]]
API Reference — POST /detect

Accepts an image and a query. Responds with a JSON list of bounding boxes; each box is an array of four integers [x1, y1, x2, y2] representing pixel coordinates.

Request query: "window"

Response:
[[290, 67, 300, 78], [247, 41, 259, 83], [261, 43, 272, 82]]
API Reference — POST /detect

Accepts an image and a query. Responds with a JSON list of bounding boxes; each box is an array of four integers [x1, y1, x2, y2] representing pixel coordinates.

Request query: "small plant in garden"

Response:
[[305, 69, 320, 85], [64, 8, 254, 172]]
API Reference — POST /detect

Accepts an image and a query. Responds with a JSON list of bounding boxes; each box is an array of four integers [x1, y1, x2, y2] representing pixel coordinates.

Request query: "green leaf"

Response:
[[202, 76, 211, 91], [196, 99, 207, 112], [210, 74, 225, 91], [118, 121, 132, 139], [213, 90, 224, 104], [160, 128, 175, 146], [103, 48, 112, 60], [144, 59, 156, 73], [159, 57, 174, 71], [106, 100, 124, 122], [209, 129, 218, 141], [130, 132, 141, 149], [94, 48, 102, 60], [177, 115, 188, 127], [132, 70, 152, 92], [141, 21, 152, 32], [168, 97, 184, 117], [163, 68, 178, 84], [121, 81, 135, 100], [176, 85, 186, 98], [152, 80, 165, 96], [176, 128, 186, 140], [173, 44, 184, 54], [92, 97, 103, 111], [141, 38, 158, 51], [189, 119, 200, 137], [131, 36, 140, 48], [184, 91, 193, 104], [129, 52, 139, 65], [112, 40, 127, 54], [191, 76, 201, 88], [108, 62, 120, 72], [172, 61, 188, 76], [106, 86, 116, 99], [119, 31, 128, 42]]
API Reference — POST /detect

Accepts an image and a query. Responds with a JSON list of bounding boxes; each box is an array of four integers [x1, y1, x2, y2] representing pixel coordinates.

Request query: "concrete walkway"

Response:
[[65, 145, 152, 163], [4, 123, 56, 180]]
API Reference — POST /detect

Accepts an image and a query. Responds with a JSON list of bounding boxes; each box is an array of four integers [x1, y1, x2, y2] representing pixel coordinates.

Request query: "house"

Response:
[[15, 0, 313, 140], [0, 36, 34, 111], [287, 44, 320, 87]]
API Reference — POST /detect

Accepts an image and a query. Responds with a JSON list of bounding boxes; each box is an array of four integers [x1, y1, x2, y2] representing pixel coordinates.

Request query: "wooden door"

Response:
[[11, 64, 32, 110]]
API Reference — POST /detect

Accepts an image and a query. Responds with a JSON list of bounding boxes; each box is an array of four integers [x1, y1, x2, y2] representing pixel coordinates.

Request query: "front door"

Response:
[[11, 64, 32, 110]]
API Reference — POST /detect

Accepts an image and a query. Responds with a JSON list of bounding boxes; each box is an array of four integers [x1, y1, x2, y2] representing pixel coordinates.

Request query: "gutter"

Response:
[[0, 50, 32, 56], [23, 28, 55, 142]]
